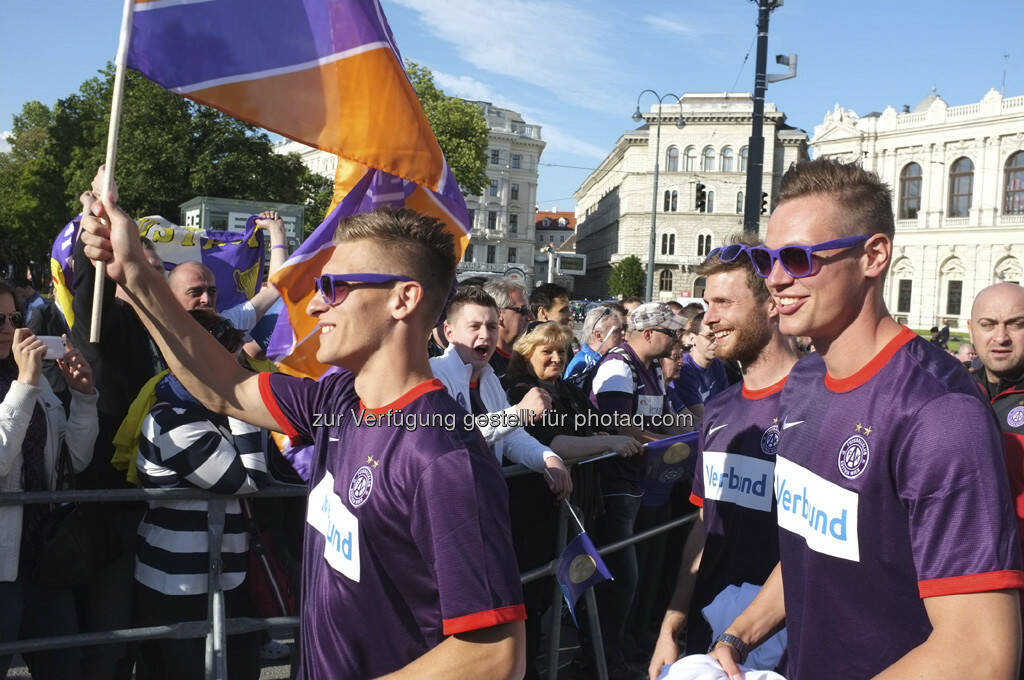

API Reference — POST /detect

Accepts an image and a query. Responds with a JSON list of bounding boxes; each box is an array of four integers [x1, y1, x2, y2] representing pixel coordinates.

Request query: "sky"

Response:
[[3, 0, 1023, 213]]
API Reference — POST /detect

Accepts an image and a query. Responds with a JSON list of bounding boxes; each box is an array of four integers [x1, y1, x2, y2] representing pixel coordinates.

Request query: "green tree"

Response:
[[608, 255, 646, 299], [405, 61, 489, 197]]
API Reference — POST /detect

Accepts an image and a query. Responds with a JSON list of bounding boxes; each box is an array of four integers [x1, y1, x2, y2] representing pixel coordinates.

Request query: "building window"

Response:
[[664, 190, 671, 211], [697, 234, 713, 257], [706, 190, 715, 213], [739, 146, 749, 172], [465, 244, 473, 262], [720, 147, 734, 172], [487, 211, 497, 229], [946, 280, 963, 315], [509, 213, 518, 233], [489, 180, 499, 197], [899, 162, 922, 219], [661, 233, 676, 255], [490, 149, 500, 165], [736, 191, 744, 213], [486, 245, 496, 264], [897, 279, 912, 314], [671, 190, 678, 212], [511, 153, 521, 169], [948, 157, 973, 217], [666, 146, 680, 172], [511, 183, 519, 200], [659, 269, 673, 292], [468, 208, 476, 227], [684, 146, 697, 171], [1004, 151, 1024, 214], [508, 247, 517, 263], [702, 146, 716, 172]]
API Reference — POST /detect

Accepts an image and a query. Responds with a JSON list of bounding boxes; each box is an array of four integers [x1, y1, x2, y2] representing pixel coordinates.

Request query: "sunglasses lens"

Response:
[[720, 244, 743, 262], [779, 247, 812, 277], [749, 249, 773, 277]]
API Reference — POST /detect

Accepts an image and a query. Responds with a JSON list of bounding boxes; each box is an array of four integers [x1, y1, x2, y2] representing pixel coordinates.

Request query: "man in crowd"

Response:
[[957, 341, 977, 369], [80, 186, 528, 679], [564, 304, 625, 386], [530, 282, 572, 329], [14, 278, 46, 323], [430, 286, 571, 499], [588, 302, 691, 677], [668, 312, 729, 423], [711, 158, 1023, 679], [969, 283, 1024, 554], [649, 236, 800, 679], [484, 277, 533, 377]]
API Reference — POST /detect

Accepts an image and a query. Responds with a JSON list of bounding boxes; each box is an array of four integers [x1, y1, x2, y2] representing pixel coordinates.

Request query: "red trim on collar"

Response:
[[359, 379, 445, 415], [469, 381, 480, 389], [824, 326, 917, 394], [742, 374, 789, 400], [494, 347, 511, 359]]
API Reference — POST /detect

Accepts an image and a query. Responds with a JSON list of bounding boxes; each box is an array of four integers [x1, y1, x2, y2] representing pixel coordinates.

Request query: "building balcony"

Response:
[[457, 261, 507, 274]]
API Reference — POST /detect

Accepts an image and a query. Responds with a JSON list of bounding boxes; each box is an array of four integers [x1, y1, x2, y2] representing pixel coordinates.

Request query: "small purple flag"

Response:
[[556, 532, 613, 626]]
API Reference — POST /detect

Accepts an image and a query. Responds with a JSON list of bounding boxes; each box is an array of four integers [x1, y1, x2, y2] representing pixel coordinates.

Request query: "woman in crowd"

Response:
[[503, 320, 642, 680], [0, 280, 98, 680], [133, 309, 269, 680]]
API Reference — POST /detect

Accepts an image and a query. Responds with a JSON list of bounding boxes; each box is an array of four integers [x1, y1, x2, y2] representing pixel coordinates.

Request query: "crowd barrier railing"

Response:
[[0, 455, 698, 680]]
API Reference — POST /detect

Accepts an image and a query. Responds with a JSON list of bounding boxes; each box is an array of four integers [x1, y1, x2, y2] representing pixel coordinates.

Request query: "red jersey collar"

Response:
[[742, 374, 789, 400], [824, 325, 917, 393], [359, 379, 445, 415]]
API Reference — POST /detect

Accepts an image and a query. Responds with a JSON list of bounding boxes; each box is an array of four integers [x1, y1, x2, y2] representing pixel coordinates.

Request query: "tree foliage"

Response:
[[0, 64, 330, 282], [608, 255, 646, 299], [405, 61, 489, 197]]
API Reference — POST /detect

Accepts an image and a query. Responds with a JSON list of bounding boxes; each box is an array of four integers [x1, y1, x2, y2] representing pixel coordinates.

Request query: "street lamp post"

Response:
[[634, 91, 684, 301]]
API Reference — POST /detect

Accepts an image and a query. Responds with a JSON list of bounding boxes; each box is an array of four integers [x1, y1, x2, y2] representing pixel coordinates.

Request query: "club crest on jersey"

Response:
[[1007, 406, 1024, 429], [456, 392, 467, 409], [760, 419, 780, 456], [349, 462, 375, 507], [837, 424, 871, 479]]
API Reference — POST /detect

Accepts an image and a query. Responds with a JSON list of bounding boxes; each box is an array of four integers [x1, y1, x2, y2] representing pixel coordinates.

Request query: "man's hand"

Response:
[[648, 631, 680, 680], [603, 434, 643, 457], [90, 164, 119, 204], [515, 387, 551, 422], [12, 329, 46, 387], [543, 456, 572, 501], [79, 174, 147, 286], [79, 190, 97, 215], [707, 639, 745, 680], [255, 210, 286, 236], [57, 336, 94, 394]]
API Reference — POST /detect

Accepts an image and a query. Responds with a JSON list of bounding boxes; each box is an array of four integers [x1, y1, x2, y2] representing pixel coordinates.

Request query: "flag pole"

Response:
[[90, 0, 135, 343]]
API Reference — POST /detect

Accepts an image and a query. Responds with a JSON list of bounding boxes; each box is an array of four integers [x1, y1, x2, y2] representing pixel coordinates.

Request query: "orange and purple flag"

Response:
[[126, 0, 472, 380]]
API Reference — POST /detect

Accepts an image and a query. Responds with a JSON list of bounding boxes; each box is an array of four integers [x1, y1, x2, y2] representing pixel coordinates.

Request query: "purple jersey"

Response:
[[775, 328, 1024, 679], [687, 376, 785, 652], [260, 371, 526, 679]]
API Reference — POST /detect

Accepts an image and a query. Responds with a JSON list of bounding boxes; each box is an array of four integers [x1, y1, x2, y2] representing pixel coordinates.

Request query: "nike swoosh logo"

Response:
[[782, 420, 804, 430], [707, 423, 729, 436]]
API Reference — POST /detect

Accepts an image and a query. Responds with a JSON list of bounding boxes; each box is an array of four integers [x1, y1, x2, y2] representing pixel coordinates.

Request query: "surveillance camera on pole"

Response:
[[767, 53, 798, 83]]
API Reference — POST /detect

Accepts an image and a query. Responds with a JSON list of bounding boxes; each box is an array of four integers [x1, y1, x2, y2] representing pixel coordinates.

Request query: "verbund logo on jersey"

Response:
[[702, 451, 774, 512], [774, 456, 860, 562]]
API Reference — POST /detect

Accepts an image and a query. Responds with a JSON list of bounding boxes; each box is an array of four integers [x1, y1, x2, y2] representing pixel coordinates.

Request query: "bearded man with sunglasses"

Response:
[[709, 158, 1023, 680], [79, 185, 527, 680]]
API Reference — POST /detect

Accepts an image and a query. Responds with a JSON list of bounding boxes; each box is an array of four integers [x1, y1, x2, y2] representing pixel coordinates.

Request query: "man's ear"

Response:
[[443, 318, 455, 343], [862, 234, 891, 280], [390, 281, 424, 321], [764, 294, 780, 320]]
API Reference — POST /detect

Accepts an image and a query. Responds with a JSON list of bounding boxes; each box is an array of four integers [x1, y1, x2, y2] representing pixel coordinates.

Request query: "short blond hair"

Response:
[[505, 322, 575, 384]]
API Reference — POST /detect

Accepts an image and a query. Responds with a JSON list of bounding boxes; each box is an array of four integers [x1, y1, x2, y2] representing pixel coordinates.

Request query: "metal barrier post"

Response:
[[584, 587, 608, 680], [205, 499, 228, 680], [546, 502, 568, 680]]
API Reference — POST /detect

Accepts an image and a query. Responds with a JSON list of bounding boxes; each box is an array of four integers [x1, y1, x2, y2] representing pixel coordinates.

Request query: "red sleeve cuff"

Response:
[[258, 372, 299, 440], [918, 570, 1024, 598], [442, 604, 526, 636], [689, 492, 704, 508]]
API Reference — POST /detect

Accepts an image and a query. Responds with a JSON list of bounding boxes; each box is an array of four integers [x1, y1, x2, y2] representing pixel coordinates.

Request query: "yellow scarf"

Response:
[[110, 369, 170, 486]]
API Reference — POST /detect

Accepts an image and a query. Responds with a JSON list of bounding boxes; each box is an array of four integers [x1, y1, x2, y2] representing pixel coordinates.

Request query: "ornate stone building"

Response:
[[573, 92, 808, 301], [812, 89, 1024, 330]]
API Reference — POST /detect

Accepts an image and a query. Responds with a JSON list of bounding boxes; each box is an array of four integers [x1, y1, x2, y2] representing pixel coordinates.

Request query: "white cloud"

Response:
[[0, 131, 11, 153], [390, 0, 621, 111], [432, 70, 607, 161], [642, 15, 697, 37]]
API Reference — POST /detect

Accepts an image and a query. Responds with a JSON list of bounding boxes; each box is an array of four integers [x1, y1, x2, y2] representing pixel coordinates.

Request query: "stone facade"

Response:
[[811, 89, 1024, 330], [573, 93, 808, 301]]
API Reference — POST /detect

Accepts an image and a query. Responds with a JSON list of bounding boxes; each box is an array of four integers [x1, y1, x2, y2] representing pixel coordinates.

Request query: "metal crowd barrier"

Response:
[[0, 459, 698, 680]]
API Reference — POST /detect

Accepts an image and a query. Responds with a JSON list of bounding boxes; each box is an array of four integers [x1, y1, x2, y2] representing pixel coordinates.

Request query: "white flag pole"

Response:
[[90, 0, 136, 343]]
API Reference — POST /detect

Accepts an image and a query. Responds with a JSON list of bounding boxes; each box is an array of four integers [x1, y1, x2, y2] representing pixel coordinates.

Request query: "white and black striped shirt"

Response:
[[135, 404, 268, 595]]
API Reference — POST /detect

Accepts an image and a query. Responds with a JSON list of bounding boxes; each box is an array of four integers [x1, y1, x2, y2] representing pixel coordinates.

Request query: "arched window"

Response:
[[720, 147, 734, 172], [736, 190, 744, 213], [666, 146, 680, 172], [684, 146, 697, 171], [692, 276, 706, 299], [696, 234, 713, 257], [664, 190, 671, 212], [739, 146, 749, 172], [899, 162, 922, 219], [659, 269, 673, 292], [706, 190, 715, 213], [1004, 151, 1024, 214], [671, 190, 678, 212], [948, 157, 973, 218], [661, 233, 676, 255], [702, 146, 716, 172]]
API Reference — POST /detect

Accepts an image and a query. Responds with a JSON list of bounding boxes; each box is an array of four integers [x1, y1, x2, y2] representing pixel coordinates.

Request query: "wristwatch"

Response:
[[712, 632, 751, 664]]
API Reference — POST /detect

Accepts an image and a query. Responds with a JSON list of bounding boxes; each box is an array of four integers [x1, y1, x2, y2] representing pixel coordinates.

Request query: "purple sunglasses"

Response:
[[747, 234, 871, 278], [314, 273, 413, 305]]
